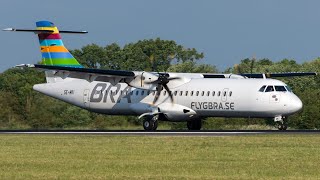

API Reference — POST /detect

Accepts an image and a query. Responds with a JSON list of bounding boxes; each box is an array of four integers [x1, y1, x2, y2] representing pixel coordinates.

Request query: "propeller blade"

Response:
[[153, 84, 162, 104], [163, 84, 174, 103], [145, 80, 159, 84]]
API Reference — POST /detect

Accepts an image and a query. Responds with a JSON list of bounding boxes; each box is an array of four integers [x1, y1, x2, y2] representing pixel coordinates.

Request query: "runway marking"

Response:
[[0, 131, 263, 134], [0, 130, 319, 136], [0, 131, 269, 136]]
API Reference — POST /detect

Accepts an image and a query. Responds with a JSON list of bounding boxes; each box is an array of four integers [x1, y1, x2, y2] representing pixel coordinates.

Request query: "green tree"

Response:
[[70, 38, 204, 71]]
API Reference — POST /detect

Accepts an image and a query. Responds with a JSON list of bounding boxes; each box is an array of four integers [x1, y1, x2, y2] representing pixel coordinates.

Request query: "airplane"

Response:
[[3, 21, 317, 131]]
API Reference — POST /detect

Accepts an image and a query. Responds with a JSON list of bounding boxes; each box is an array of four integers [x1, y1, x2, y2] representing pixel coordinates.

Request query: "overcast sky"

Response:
[[1, 0, 319, 72]]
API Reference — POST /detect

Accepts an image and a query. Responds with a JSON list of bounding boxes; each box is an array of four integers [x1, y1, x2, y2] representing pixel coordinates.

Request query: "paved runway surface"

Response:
[[0, 130, 319, 136]]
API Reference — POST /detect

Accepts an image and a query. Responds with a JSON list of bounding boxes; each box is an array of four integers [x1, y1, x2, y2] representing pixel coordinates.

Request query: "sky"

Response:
[[1, 0, 320, 72]]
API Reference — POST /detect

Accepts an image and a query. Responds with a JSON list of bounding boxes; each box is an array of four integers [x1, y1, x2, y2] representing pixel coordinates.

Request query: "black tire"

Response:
[[153, 120, 158, 131], [187, 120, 202, 130], [143, 115, 159, 131], [277, 123, 288, 130], [143, 119, 154, 131]]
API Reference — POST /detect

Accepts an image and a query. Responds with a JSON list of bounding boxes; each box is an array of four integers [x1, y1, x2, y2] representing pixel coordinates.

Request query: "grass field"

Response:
[[0, 135, 319, 179]]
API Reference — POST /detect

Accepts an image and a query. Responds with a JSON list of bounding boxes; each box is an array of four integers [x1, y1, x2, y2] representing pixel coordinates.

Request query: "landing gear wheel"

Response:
[[143, 115, 158, 131], [187, 120, 202, 130], [276, 117, 288, 130], [276, 122, 288, 130]]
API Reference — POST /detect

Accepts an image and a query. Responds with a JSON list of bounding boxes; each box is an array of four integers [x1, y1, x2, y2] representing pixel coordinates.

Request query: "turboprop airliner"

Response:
[[4, 21, 317, 130]]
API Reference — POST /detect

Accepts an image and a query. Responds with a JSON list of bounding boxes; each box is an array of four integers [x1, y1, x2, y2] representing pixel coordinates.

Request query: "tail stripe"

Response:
[[38, 34, 61, 40], [40, 40, 64, 46], [42, 52, 74, 59], [36, 27, 59, 34], [40, 46, 69, 53], [42, 58, 83, 66]]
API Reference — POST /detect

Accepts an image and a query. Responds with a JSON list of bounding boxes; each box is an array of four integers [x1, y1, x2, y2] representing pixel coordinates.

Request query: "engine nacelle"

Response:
[[158, 103, 198, 122]]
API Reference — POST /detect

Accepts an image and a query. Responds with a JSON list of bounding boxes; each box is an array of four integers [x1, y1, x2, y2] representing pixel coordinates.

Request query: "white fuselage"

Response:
[[33, 77, 303, 122]]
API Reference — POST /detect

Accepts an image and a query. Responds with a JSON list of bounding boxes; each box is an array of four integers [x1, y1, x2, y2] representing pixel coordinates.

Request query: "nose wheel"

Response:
[[274, 116, 288, 130], [143, 115, 158, 131]]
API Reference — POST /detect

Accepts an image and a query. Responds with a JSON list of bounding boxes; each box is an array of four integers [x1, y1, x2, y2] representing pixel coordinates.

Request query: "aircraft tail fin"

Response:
[[35, 21, 83, 68], [4, 21, 88, 83]]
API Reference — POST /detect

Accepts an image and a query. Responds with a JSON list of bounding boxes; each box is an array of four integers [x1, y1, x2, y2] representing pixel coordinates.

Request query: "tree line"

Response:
[[0, 38, 319, 129]]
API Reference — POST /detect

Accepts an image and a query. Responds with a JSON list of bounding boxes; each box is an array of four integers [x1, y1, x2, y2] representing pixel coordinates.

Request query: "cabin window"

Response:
[[223, 91, 227, 96], [275, 86, 287, 92], [229, 91, 232, 97], [218, 91, 221, 96], [147, 90, 150, 95], [212, 91, 215, 96], [130, 91, 133, 95], [185, 91, 188, 96], [259, 85, 266, 92], [207, 91, 210, 96], [141, 90, 144, 96], [196, 91, 199, 96], [191, 91, 194, 96], [180, 91, 183, 96], [136, 91, 139, 96], [265, 86, 274, 92], [201, 91, 204, 96], [174, 91, 178, 96]]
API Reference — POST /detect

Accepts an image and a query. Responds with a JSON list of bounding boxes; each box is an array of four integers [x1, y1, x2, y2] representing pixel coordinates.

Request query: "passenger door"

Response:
[[221, 88, 229, 102]]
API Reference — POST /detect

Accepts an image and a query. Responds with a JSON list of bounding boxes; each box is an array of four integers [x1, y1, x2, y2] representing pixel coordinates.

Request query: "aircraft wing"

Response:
[[240, 72, 317, 78], [17, 64, 135, 82], [32, 64, 135, 77]]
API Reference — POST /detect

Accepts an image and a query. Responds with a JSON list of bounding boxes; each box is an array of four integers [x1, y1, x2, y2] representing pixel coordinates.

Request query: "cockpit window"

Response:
[[259, 85, 266, 92], [275, 86, 287, 92], [285, 86, 292, 92], [265, 85, 274, 92]]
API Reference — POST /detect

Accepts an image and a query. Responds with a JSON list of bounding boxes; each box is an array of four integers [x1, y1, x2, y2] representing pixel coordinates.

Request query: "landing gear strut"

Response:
[[274, 116, 288, 130], [187, 120, 202, 130], [143, 115, 158, 131]]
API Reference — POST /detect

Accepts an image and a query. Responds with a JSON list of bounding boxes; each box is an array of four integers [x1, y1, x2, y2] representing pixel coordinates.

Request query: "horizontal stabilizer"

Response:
[[3, 28, 87, 34], [241, 72, 317, 78], [3, 28, 53, 33]]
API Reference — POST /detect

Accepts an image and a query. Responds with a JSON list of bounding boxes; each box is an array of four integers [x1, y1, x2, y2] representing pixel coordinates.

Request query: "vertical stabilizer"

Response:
[[36, 21, 83, 68]]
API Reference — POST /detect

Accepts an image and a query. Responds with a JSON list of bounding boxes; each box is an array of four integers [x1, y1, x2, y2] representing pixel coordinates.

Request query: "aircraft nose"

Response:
[[291, 96, 303, 113]]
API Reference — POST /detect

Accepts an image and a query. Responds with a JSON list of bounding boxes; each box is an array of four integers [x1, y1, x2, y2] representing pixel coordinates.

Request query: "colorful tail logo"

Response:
[[36, 21, 83, 68]]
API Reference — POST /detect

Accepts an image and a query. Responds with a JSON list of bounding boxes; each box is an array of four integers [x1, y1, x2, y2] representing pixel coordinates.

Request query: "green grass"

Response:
[[0, 135, 319, 179]]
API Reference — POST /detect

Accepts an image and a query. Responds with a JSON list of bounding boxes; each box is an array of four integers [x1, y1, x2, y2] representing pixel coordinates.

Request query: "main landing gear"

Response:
[[143, 115, 159, 131], [187, 120, 202, 130], [274, 116, 288, 130]]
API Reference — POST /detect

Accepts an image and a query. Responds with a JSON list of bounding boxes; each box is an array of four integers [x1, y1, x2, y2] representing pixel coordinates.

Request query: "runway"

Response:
[[0, 130, 319, 136]]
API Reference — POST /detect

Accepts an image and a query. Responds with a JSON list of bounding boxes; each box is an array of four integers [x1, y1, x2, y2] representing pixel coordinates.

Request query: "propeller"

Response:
[[145, 73, 180, 104]]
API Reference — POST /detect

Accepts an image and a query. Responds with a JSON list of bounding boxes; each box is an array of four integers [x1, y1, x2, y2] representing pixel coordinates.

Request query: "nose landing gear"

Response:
[[274, 116, 288, 130], [143, 115, 159, 131]]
